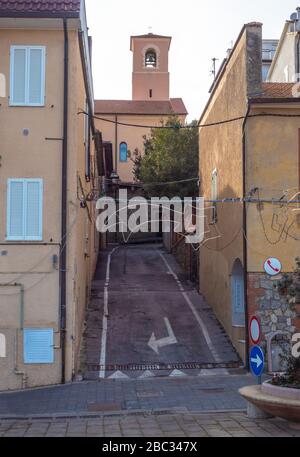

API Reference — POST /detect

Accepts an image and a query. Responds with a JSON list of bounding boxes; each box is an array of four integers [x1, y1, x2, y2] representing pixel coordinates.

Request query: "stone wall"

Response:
[[247, 273, 300, 350]]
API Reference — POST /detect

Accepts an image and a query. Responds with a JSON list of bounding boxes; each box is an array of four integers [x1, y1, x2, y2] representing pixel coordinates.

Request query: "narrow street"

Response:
[[84, 244, 241, 380]]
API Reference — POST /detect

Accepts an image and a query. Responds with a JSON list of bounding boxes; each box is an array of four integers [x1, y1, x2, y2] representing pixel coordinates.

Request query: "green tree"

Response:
[[130, 116, 199, 198]]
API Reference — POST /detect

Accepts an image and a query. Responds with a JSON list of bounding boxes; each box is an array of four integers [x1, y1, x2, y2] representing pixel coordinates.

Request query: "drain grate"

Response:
[[87, 361, 241, 372]]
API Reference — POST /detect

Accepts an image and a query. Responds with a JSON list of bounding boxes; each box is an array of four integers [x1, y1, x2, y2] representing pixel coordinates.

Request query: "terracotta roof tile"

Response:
[[94, 99, 188, 116], [251, 83, 298, 101], [0, 0, 81, 14]]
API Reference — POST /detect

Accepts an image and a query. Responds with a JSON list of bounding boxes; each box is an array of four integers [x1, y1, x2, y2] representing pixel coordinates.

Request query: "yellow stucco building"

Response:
[[199, 22, 300, 368], [0, 0, 101, 390]]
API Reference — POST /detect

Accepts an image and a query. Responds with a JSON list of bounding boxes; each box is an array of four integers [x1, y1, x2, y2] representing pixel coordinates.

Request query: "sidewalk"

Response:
[[0, 374, 253, 418], [0, 411, 299, 437]]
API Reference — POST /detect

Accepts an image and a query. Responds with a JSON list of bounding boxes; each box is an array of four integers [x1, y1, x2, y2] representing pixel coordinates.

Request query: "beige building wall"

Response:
[[245, 106, 300, 273], [0, 26, 98, 390], [199, 25, 262, 361]]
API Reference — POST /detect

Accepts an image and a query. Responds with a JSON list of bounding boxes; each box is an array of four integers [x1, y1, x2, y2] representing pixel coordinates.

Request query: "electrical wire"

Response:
[[78, 110, 300, 130]]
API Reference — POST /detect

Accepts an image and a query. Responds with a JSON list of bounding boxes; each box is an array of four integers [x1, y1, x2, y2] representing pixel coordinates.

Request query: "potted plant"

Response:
[[276, 257, 300, 316], [239, 259, 300, 422]]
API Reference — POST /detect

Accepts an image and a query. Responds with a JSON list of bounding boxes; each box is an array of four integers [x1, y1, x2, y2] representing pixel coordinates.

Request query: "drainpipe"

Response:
[[14, 329, 27, 389], [297, 33, 300, 81], [60, 18, 69, 384], [242, 103, 251, 371], [115, 114, 118, 173]]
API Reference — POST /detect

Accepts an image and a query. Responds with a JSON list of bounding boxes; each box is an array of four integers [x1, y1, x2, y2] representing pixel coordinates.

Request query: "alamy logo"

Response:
[[292, 333, 300, 359], [96, 190, 205, 244]]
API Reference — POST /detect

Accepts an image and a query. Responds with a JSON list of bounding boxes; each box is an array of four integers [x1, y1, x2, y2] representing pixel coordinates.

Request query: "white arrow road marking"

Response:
[[170, 369, 187, 377], [251, 355, 263, 368], [148, 317, 178, 354], [159, 252, 222, 363], [108, 371, 130, 379]]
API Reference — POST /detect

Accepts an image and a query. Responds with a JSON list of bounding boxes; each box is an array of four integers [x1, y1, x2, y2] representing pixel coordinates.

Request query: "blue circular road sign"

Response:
[[250, 345, 265, 377]]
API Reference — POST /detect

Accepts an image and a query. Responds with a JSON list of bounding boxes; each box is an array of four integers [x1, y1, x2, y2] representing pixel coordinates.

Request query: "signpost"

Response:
[[249, 316, 264, 384], [264, 258, 282, 277], [250, 316, 261, 345], [250, 346, 265, 383]]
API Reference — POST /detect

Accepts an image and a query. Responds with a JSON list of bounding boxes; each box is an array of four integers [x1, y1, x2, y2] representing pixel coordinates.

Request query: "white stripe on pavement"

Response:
[[99, 247, 118, 379], [159, 251, 222, 364]]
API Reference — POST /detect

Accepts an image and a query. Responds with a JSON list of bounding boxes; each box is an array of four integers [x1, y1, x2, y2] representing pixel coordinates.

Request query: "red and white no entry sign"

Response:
[[264, 258, 282, 276], [250, 316, 261, 345]]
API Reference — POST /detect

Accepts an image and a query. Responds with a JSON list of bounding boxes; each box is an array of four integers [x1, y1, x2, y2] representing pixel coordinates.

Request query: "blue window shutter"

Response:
[[7, 180, 24, 239], [119, 143, 128, 162], [24, 329, 54, 364], [25, 180, 43, 240], [28, 48, 43, 104], [11, 48, 26, 104]]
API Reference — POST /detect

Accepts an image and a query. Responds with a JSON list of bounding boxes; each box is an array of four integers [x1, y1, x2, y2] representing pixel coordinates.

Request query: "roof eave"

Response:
[[0, 11, 80, 19], [249, 97, 300, 104]]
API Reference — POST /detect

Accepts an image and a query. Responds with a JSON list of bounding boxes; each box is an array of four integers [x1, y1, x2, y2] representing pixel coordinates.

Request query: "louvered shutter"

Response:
[[24, 329, 54, 364], [28, 48, 43, 104], [25, 180, 43, 240], [7, 180, 24, 239], [11, 48, 26, 104]]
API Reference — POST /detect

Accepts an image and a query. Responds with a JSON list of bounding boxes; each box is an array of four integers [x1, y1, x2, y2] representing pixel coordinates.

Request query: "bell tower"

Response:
[[130, 33, 171, 101]]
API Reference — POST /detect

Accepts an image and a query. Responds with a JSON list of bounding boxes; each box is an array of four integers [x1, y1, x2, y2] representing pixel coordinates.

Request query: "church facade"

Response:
[[94, 33, 187, 184]]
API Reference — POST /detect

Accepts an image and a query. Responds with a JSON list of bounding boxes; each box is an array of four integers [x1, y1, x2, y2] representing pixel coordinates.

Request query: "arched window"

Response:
[[119, 142, 128, 162], [145, 49, 157, 68], [0, 333, 6, 358], [231, 259, 245, 327]]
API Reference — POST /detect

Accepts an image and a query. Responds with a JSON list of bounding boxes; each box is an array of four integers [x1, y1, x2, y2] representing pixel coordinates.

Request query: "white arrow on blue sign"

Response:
[[250, 345, 265, 377]]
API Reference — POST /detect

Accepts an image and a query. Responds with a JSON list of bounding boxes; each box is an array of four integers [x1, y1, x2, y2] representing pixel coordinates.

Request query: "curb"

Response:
[[0, 408, 247, 421]]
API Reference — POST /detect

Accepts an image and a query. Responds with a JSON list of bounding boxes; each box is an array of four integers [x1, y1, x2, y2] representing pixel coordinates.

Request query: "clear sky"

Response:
[[86, 0, 299, 120]]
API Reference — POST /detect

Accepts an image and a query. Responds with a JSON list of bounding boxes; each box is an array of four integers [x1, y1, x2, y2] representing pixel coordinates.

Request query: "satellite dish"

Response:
[[290, 12, 298, 21]]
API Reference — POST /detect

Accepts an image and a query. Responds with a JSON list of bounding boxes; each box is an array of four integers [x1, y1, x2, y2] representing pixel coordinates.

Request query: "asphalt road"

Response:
[[84, 244, 240, 379]]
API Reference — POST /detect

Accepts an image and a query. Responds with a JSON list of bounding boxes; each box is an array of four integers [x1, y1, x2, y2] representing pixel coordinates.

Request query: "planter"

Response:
[[239, 382, 300, 423]]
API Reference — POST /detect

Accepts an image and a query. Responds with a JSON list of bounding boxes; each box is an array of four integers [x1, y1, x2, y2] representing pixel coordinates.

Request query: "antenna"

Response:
[[210, 58, 219, 79]]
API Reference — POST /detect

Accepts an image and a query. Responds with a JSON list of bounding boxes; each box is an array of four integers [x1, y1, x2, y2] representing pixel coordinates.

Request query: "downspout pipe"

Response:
[[60, 18, 69, 384], [242, 103, 251, 371], [297, 32, 300, 81]]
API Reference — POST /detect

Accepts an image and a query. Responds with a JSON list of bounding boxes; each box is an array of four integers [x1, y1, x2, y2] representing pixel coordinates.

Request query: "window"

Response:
[[24, 329, 54, 364], [0, 334, 6, 358], [211, 169, 218, 223], [10, 46, 45, 106], [149, 89, 153, 98], [119, 142, 128, 162], [231, 259, 245, 327], [145, 49, 157, 68], [7, 179, 43, 241]]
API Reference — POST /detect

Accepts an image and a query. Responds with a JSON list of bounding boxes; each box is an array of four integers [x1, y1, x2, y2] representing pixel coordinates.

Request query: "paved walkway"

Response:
[[0, 411, 299, 437], [0, 374, 254, 417]]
